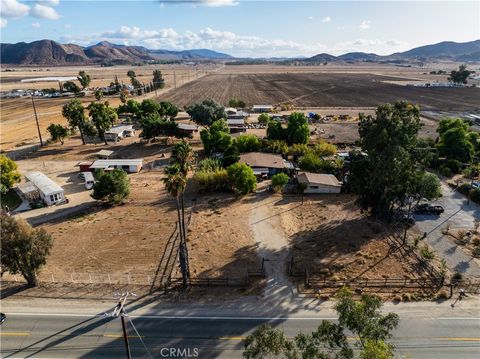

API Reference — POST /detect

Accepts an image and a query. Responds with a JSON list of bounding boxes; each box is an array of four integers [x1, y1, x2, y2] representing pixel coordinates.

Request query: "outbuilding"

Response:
[[177, 123, 198, 136], [24, 171, 65, 205], [297, 172, 342, 194], [89, 159, 143, 173], [104, 125, 135, 142], [252, 105, 274, 113]]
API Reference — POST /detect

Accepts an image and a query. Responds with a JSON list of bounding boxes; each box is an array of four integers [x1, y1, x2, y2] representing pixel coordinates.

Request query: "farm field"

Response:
[[160, 71, 480, 111]]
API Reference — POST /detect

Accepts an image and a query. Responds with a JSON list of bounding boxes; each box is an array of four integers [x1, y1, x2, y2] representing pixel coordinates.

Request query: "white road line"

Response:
[[438, 318, 480, 320], [5, 312, 337, 320]]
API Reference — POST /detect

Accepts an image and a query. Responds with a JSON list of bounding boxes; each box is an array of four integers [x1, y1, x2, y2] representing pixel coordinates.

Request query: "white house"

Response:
[[297, 172, 342, 194], [252, 105, 274, 113], [104, 125, 135, 142], [89, 159, 143, 173], [23, 172, 65, 206]]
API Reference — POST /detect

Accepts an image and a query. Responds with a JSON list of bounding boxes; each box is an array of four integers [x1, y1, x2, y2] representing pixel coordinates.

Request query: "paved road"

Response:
[[1, 312, 479, 358], [414, 182, 480, 277]]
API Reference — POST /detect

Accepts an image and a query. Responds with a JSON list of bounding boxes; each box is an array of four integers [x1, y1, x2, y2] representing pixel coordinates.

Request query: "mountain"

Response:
[[389, 40, 480, 60], [337, 52, 381, 62], [303, 53, 338, 63], [0, 40, 233, 65], [1, 39, 89, 65]]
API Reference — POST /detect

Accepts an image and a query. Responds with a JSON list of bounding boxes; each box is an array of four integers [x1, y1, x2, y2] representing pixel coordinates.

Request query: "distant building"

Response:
[[104, 125, 135, 142], [21, 171, 65, 206], [88, 159, 143, 173], [239, 152, 292, 177], [252, 105, 274, 113], [297, 172, 342, 194], [177, 123, 198, 136]]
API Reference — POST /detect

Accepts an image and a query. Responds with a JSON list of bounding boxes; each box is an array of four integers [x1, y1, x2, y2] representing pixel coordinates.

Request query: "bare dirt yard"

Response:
[[160, 70, 479, 111], [279, 194, 440, 299]]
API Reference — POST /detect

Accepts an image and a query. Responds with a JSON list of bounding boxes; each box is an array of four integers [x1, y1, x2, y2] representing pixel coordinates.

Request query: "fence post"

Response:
[[51, 274, 55, 283], [128, 274, 131, 285]]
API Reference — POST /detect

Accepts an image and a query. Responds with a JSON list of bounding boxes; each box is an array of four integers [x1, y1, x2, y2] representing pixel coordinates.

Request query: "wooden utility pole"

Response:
[[31, 97, 44, 146], [110, 292, 136, 359]]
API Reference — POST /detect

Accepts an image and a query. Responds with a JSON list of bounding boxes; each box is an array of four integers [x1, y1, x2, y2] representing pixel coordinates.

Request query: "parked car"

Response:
[[414, 204, 444, 215], [0, 313, 6, 324], [471, 182, 480, 189]]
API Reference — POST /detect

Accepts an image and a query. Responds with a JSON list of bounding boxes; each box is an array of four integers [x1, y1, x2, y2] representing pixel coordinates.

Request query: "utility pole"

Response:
[[31, 97, 44, 146], [108, 292, 137, 359], [173, 71, 177, 89]]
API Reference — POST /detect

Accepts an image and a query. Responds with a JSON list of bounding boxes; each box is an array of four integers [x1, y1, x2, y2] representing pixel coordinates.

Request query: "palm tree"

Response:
[[163, 164, 190, 288]]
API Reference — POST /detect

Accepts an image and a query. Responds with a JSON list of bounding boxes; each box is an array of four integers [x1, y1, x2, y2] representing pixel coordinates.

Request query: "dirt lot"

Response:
[[160, 72, 479, 111], [279, 195, 434, 286]]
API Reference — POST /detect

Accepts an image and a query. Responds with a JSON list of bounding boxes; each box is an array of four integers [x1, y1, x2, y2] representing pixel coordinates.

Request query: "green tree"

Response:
[[162, 164, 190, 288], [286, 112, 310, 145], [0, 155, 21, 194], [228, 98, 246, 108], [198, 158, 223, 172], [258, 113, 271, 125], [63, 81, 81, 93], [348, 101, 423, 217], [94, 89, 104, 102], [222, 144, 240, 167], [297, 181, 308, 204], [187, 99, 226, 127], [92, 169, 130, 205], [299, 152, 322, 172], [88, 102, 118, 145], [236, 134, 260, 153], [416, 172, 441, 202], [227, 162, 257, 195], [289, 144, 311, 158], [1, 214, 53, 287], [265, 140, 288, 155], [140, 99, 160, 115], [271, 173, 289, 192], [153, 69, 165, 89], [120, 89, 129, 104], [47, 124, 69, 145], [448, 64, 473, 84], [127, 70, 141, 88], [243, 324, 290, 359], [266, 121, 285, 141], [118, 99, 141, 118], [159, 101, 179, 119], [314, 141, 337, 157], [77, 70, 91, 89], [140, 113, 164, 141], [200, 119, 233, 155], [62, 99, 88, 144], [437, 118, 475, 163]]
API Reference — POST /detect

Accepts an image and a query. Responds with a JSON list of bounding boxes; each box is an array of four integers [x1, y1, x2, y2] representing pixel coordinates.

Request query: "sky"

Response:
[[0, 0, 479, 57]]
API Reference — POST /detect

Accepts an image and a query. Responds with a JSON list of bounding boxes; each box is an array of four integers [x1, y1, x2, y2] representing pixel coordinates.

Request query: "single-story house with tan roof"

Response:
[[297, 172, 342, 194], [239, 152, 293, 177]]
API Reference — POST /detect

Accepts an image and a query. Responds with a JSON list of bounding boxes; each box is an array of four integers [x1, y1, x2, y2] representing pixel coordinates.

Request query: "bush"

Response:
[[198, 158, 222, 172], [257, 113, 271, 125], [439, 165, 452, 177], [445, 159, 462, 174], [236, 134, 260, 153], [452, 272, 463, 284], [227, 163, 257, 195], [288, 144, 311, 157], [469, 188, 480, 204], [314, 141, 337, 157], [265, 140, 288, 155], [194, 169, 230, 193], [299, 153, 322, 172], [420, 245, 435, 261], [92, 169, 130, 205], [271, 173, 289, 192]]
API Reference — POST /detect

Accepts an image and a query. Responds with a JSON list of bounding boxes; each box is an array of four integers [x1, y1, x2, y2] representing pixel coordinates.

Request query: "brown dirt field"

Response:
[[188, 194, 260, 278], [159, 72, 480, 111], [37, 171, 177, 279], [280, 195, 431, 282]]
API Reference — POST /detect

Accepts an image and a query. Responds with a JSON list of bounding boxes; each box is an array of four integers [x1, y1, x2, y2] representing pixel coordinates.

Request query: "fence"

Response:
[[306, 276, 440, 289]]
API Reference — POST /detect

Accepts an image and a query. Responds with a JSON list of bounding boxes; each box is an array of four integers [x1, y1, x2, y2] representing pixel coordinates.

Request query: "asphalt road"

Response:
[[1, 313, 479, 358]]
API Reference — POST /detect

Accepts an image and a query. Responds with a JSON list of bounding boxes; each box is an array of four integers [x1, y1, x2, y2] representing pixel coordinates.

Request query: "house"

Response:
[[227, 110, 249, 120], [252, 105, 274, 113], [239, 152, 292, 177], [104, 125, 135, 142], [21, 171, 65, 206], [177, 123, 199, 136], [297, 172, 342, 194], [89, 159, 143, 173], [227, 118, 247, 133]]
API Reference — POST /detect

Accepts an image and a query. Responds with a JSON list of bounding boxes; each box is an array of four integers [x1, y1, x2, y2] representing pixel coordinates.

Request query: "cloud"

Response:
[[37, 0, 60, 5], [61, 25, 409, 57], [307, 16, 314, 20], [359, 20, 371, 30], [160, 0, 238, 6], [0, 0, 30, 18], [322, 16, 331, 23], [64, 23, 72, 29], [0, 18, 7, 28], [30, 3, 61, 19], [32, 22, 41, 28]]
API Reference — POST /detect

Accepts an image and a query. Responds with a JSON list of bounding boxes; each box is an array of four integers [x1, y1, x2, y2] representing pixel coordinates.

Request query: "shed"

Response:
[[24, 171, 65, 205], [77, 161, 94, 172], [104, 125, 135, 142], [94, 150, 114, 159], [252, 105, 274, 113], [89, 159, 143, 173], [297, 172, 342, 194], [177, 123, 198, 135]]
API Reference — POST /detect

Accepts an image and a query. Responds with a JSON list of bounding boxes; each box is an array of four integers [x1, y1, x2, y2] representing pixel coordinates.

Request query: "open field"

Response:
[[160, 72, 480, 111]]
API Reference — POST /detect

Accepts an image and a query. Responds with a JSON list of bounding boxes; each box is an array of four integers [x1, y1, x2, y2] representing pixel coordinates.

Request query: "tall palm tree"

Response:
[[162, 164, 189, 288]]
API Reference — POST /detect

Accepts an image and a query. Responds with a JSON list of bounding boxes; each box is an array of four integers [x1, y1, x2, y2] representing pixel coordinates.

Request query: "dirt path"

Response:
[[249, 192, 296, 299]]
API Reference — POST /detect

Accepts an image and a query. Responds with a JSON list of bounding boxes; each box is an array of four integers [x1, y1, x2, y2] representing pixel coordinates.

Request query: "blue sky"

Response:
[[1, 1, 479, 57]]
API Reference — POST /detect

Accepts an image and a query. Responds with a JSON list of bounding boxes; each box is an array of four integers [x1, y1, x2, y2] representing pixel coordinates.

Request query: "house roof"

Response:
[[252, 105, 273, 109], [298, 172, 342, 187], [239, 152, 286, 169], [94, 150, 114, 157], [227, 118, 246, 126], [25, 171, 64, 195], [177, 123, 198, 131], [105, 125, 134, 135], [89, 159, 143, 169]]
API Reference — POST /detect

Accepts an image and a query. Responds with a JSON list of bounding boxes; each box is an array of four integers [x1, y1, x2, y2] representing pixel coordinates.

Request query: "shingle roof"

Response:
[[298, 172, 342, 187], [239, 152, 285, 169]]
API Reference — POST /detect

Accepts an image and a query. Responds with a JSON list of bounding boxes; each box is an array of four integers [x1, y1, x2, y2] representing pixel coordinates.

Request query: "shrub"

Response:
[[236, 134, 260, 153], [314, 141, 337, 157], [439, 165, 452, 177], [420, 245, 435, 261], [271, 173, 289, 192], [288, 144, 311, 157], [446, 159, 462, 174], [227, 162, 256, 195], [198, 158, 222, 172], [451, 272, 463, 284], [469, 188, 480, 204], [257, 113, 271, 125], [194, 169, 230, 193], [265, 140, 288, 155], [299, 152, 322, 172]]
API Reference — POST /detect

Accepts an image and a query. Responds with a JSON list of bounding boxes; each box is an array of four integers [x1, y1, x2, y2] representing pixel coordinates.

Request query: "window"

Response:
[[50, 195, 54, 202], [310, 186, 319, 189]]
